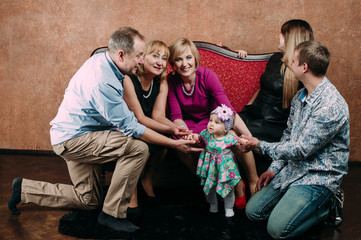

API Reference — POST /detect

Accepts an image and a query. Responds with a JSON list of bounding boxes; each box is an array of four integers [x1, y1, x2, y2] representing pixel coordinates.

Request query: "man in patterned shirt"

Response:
[[240, 41, 349, 239]]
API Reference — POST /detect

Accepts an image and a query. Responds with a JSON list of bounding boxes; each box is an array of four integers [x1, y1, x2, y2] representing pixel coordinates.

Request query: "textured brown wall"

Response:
[[1, 0, 360, 161]]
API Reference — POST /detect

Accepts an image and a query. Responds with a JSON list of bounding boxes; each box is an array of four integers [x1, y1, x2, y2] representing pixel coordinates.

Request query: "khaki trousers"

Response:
[[21, 130, 149, 218]]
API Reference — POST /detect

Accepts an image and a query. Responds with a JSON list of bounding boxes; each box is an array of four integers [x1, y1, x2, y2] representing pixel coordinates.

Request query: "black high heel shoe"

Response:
[[137, 181, 160, 208], [126, 206, 141, 224]]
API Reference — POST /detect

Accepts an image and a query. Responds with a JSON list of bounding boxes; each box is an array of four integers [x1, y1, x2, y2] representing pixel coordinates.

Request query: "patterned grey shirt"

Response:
[[257, 77, 349, 194]]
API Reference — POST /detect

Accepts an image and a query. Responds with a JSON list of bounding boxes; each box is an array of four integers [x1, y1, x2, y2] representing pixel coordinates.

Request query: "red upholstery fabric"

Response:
[[198, 49, 267, 112], [167, 49, 268, 112]]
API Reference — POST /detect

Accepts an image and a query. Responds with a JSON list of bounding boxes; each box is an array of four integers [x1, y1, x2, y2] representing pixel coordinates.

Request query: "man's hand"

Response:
[[238, 135, 259, 152], [256, 170, 276, 192], [174, 139, 203, 153]]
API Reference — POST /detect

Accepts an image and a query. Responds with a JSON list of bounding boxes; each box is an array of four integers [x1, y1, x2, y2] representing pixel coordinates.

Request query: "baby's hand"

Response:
[[237, 137, 249, 153], [185, 133, 199, 142], [239, 137, 248, 145]]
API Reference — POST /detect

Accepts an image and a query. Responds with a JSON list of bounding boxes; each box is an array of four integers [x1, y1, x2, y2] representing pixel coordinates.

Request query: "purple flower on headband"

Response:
[[212, 104, 233, 121], [211, 104, 234, 132]]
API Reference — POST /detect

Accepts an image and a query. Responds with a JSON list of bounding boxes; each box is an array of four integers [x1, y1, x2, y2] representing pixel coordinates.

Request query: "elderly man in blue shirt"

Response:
[[8, 27, 199, 233], [240, 41, 349, 239]]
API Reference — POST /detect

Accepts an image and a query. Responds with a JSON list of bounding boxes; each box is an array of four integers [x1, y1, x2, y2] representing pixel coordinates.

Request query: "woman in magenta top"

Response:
[[167, 38, 259, 209], [168, 65, 237, 134]]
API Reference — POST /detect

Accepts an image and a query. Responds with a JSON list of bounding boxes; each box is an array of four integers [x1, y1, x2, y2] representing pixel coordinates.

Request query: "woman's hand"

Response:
[[173, 126, 191, 139], [173, 119, 190, 139], [215, 42, 247, 58], [215, 41, 223, 47], [236, 50, 248, 58]]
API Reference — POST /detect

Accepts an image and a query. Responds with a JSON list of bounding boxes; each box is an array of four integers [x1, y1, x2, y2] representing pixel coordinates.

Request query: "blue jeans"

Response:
[[245, 183, 331, 239]]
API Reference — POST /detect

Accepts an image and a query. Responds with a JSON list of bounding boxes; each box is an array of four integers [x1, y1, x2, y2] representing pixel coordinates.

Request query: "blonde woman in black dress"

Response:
[[123, 40, 189, 214]]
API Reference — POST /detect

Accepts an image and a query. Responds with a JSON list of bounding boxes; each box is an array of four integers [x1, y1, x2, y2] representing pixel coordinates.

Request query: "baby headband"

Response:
[[211, 104, 234, 132]]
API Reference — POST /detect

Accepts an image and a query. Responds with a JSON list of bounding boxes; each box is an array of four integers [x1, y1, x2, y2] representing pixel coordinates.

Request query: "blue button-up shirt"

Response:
[[257, 77, 349, 194], [50, 52, 145, 145]]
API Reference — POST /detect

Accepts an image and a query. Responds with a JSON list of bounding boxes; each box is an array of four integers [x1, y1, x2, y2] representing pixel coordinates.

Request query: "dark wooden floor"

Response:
[[1, 152, 361, 240]]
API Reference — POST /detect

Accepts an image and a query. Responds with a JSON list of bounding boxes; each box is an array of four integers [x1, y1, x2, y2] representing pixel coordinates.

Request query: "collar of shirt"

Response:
[[105, 51, 124, 82], [299, 77, 328, 108], [299, 88, 308, 107]]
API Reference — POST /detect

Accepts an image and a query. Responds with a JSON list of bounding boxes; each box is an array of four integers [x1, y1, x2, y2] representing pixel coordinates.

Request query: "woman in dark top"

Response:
[[239, 19, 313, 142], [128, 74, 161, 118], [123, 40, 188, 212], [239, 52, 288, 142]]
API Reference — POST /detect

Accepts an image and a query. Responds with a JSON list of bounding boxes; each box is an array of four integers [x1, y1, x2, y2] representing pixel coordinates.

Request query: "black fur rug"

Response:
[[59, 204, 271, 240], [58, 186, 323, 240]]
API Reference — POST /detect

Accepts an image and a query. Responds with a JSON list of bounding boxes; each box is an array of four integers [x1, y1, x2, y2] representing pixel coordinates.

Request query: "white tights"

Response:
[[205, 188, 235, 217]]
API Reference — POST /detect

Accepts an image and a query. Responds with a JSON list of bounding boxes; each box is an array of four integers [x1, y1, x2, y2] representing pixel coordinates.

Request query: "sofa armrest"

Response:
[[194, 41, 274, 61], [90, 46, 107, 57]]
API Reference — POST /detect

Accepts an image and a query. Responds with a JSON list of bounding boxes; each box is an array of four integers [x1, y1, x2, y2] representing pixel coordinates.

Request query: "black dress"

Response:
[[128, 75, 163, 152], [239, 52, 290, 142], [128, 75, 161, 117]]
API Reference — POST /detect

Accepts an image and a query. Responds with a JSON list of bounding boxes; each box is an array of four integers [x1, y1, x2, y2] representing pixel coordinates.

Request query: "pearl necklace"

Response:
[[181, 82, 195, 96], [138, 76, 153, 99]]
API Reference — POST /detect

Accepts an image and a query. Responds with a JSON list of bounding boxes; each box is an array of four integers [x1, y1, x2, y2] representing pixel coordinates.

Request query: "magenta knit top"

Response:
[[167, 66, 237, 134]]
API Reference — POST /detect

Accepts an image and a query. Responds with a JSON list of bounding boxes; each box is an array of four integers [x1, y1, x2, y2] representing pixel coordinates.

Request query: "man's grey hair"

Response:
[[108, 27, 144, 55]]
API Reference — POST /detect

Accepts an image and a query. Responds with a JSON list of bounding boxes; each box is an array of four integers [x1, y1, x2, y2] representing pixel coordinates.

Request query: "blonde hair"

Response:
[[137, 40, 170, 81], [280, 19, 314, 108], [168, 38, 200, 70]]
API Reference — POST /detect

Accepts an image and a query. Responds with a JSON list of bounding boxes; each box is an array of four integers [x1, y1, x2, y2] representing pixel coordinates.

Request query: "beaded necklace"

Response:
[[181, 82, 195, 96], [138, 76, 153, 99]]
